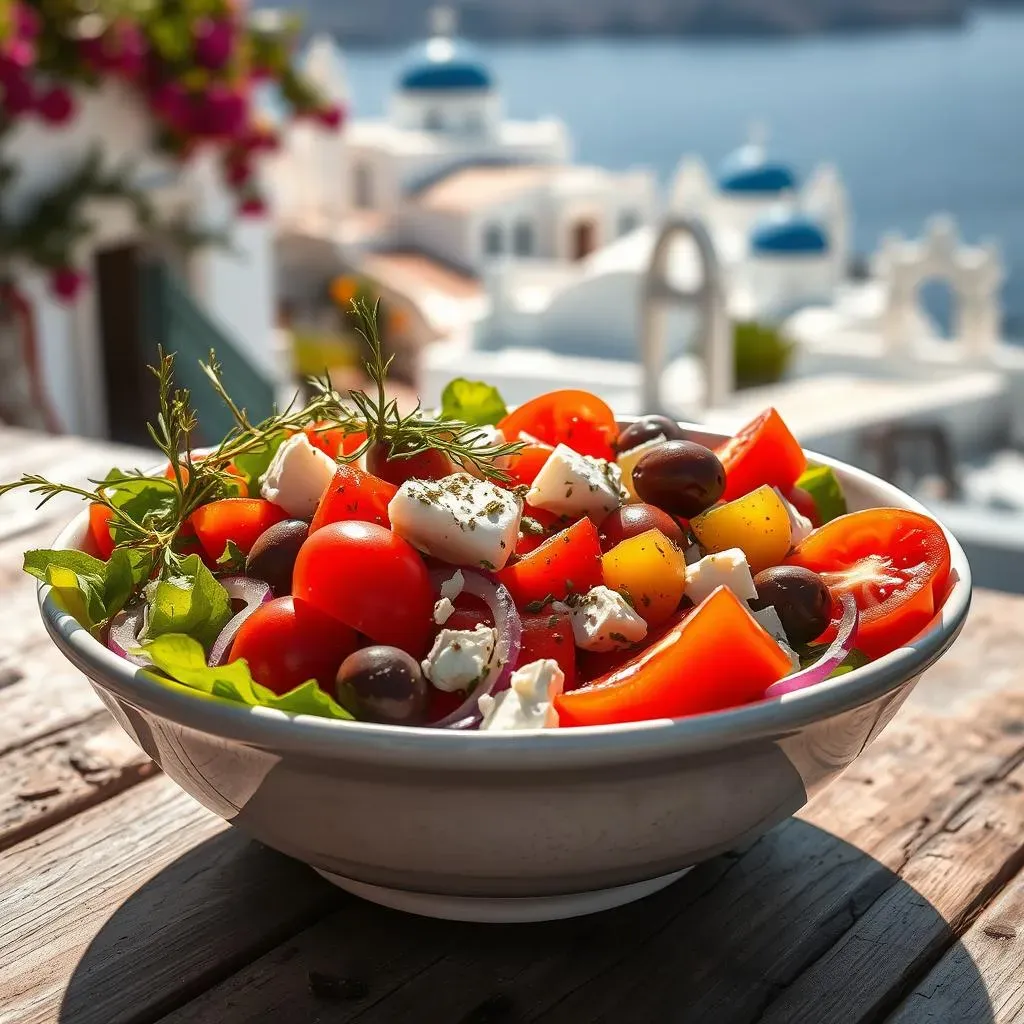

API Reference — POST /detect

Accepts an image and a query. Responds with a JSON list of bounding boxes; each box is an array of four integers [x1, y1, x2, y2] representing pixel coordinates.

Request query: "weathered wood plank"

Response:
[[887, 865, 1024, 1023], [0, 775, 338, 1024], [0, 716, 156, 852], [154, 591, 1024, 1024]]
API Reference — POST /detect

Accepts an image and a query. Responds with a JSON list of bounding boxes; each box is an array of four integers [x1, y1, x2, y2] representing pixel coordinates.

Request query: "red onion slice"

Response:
[[427, 569, 523, 729], [208, 576, 273, 667], [764, 593, 860, 699], [106, 605, 150, 667]]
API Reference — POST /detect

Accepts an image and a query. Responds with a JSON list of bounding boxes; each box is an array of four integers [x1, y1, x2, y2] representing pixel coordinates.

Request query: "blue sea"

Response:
[[341, 8, 1024, 338]]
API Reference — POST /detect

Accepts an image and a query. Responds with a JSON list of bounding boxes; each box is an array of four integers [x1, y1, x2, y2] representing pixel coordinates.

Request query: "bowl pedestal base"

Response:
[[313, 867, 693, 923]]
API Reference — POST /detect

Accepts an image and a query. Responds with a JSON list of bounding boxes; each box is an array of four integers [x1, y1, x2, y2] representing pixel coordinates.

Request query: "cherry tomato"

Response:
[[518, 610, 576, 690], [88, 503, 116, 560], [293, 521, 435, 656], [716, 408, 807, 502], [427, 687, 466, 723], [786, 484, 821, 528], [599, 503, 686, 552], [310, 463, 398, 533], [555, 587, 793, 726], [366, 441, 453, 486], [304, 423, 366, 459], [786, 508, 951, 659], [498, 517, 603, 606], [498, 390, 618, 461], [229, 596, 358, 695], [501, 434, 554, 490], [188, 499, 287, 562]]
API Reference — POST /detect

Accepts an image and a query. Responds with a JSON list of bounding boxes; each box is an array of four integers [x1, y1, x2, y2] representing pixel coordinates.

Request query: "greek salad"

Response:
[[5, 302, 953, 731]]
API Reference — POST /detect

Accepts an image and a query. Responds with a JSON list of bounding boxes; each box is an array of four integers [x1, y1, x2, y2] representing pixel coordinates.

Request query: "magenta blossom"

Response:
[[194, 18, 234, 70], [198, 83, 247, 138], [37, 86, 76, 126], [14, 3, 41, 40], [317, 103, 345, 130], [238, 195, 267, 217], [50, 267, 86, 302], [2, 73, 34, 116], [0, 38, 36, 82]]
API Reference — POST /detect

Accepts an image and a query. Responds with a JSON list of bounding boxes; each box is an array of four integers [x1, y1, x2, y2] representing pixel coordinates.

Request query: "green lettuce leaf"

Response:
[[216, 539, 247, 573], [140, 633, 353, 720], [101, 470, 180, 544], [142, 554, 231, 650], [232, 431, 289, 491], [440, 378, 507, 426], [24, 547, 151, 631], [796, 464, 848, 525]]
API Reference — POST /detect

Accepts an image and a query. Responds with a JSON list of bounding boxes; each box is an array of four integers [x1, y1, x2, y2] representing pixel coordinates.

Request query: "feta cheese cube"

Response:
[[421, 624, 497, 692], [753, 605, 801, 672], [479, 658, 564, 731], [439, 570, 465, 601], [433, 597, 455, 625], [773, 487, 814, 545], [260, 433, 337, 519], [388, 473, 522, 570], [684, 548, 758, 606], [616, 434, 667, 501], [567, 585, 648, 652], [526, 443, 626, 522]]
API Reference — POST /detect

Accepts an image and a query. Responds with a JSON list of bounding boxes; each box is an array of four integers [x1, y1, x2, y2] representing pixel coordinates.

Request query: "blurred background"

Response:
[[0, 0, 1023, 587]]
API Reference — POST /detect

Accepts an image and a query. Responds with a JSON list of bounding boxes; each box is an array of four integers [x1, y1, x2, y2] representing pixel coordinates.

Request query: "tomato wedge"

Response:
[[497, 517, 603, 606], [716, 408, 807, 502], [498, 390, 618, 461], [189, 498, 287, 561], [304, 423, 366, 459], [310, 463, 398, 532], [556, 587, 792, 726], [518, 610, 576, 690], [88, 503, 116, 560], [787, 507, 951, 659], [501, 434, 554, 490]]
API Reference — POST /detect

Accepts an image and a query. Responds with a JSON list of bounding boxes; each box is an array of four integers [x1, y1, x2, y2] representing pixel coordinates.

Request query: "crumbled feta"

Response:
[[433, 597, 455, 625], [753, 605, 801, 672], [526, 443, 626, 522], [260, 433, 337, 519], [567, 585, 648, 652], [421, 624, 497, 692], [478, 658, 564, 731], [439, 570, 465, 602], [685, 548, 758, 606], [616, 435, 667, 501], [388, 473, 522, 570], [773, 487, 814, 545]]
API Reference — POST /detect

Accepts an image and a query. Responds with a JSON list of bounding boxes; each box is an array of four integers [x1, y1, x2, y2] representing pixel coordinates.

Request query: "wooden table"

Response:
[[1, 427, 1023, 1024]]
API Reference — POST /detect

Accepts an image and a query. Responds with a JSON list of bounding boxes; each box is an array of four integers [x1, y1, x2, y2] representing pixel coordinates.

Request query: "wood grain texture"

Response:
[[156, 590, 1024, 1024], [888, 866, 1024, 1024], [0, 776, 337, 1024]]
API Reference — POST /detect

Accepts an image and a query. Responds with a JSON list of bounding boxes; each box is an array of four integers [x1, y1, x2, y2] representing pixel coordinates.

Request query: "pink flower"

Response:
[[317, 103, 345, 130], [112, 23, 147, 80], [14, 3, 41, 40], [37, 86, 75, 126], [238, 195, 267, 217], [225, 156, 251, 186], [198, 83, 247, 138], [194, 18, 234, 70], [150, 81, 190, 130], [0, 38, 35, 82], [50, 267, 86, 302], [2, 73, 34, 116]]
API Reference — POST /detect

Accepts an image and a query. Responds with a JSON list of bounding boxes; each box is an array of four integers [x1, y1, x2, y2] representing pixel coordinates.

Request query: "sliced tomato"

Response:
[[88, 503, 116, 560], [518, 610, 576, 690], [515, 505, 564, 556], [498, 390, 618, 461], [501, 435, 555, 490], [555, 587, 792, 726], [498, 517, 603, 606], [189, 498, 288, 562], [310, 463, 398, 533], [304, 423, 366, 459], [787, 507, 951, 659], [716, 408, 807, 502]]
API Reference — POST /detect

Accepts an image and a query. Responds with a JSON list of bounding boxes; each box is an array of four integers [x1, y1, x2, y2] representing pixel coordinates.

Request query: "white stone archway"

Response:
[[874, 215, 1003, 358]]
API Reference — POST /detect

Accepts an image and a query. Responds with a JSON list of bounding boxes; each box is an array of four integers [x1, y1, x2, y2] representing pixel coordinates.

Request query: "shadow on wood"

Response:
[[55, 819, 996, 1024]]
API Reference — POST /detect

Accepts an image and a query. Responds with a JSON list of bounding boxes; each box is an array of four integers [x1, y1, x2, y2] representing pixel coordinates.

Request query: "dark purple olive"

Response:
[[615, 415, 688, 454], [245, 519, 308, 595], [335, 646, 428, 726], [631, 440, 726, 519], [751, 566, 831, 646]]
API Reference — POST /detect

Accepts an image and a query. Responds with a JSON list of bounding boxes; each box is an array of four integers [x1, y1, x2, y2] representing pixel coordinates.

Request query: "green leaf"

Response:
[[232, 431, 289, 491], [143, 555, 231, 650], [795, 464, 848, 525], [216, 539, 247, 573], [440, 379, 507, 426], [103, 547, 154, 615], [140, 634, 353, 720], [102, 470, 179, 543]]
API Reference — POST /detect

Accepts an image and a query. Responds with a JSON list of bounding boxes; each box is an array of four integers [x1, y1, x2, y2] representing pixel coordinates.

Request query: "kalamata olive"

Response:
[[615, 415, 688, 454], [245, 519, 308, 595], [632, 440, 726, 519], [599, 503, 686, 552], [335, 646, 429, 726], [366, 440, 452, 486], [751, 566, 831, 646]]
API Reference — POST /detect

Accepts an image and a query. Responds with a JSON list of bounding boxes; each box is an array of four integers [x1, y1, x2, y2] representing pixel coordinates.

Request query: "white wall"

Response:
[[397, 204, 473, 269], [391, 90, 502, 138]]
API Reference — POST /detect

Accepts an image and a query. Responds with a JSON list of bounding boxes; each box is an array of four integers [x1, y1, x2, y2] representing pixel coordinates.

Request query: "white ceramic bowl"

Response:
[[37, 427, 971, 922]]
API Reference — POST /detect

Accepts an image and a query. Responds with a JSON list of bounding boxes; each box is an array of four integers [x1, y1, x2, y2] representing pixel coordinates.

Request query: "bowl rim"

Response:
[[36, 425, 972, 771]]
